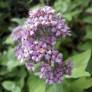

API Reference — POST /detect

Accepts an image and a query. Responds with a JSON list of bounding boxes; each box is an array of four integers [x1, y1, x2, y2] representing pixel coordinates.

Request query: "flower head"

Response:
[[12, 6, 72, 84]]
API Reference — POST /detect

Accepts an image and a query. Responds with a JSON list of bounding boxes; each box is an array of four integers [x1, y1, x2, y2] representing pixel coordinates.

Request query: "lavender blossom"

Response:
[[12, 6, 72, 84]]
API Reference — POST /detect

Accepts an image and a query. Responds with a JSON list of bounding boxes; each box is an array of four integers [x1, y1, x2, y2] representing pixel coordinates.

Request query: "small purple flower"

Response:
[[40, 63, 64, 84], [12, 6, 72, 84], [64, 61, 73, 75], [11, 26, 22, 41], [26, 63, 35, 72], [15, 45, 25, 63]]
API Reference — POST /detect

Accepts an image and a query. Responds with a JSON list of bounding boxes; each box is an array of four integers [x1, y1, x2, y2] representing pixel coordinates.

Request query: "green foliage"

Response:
[[11, 18, 26, 25], [0, 0, 92, 92], [2, 81, 21, 92], [0, 49, 21, 71], [46, 84, 64, 92], [27, 75, 46, 92], [84, 26, 92, 40], [69, 49, 91, 78]]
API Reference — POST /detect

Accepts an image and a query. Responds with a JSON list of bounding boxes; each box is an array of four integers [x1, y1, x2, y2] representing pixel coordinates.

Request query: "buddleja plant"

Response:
[[11, 6, 72, 84]]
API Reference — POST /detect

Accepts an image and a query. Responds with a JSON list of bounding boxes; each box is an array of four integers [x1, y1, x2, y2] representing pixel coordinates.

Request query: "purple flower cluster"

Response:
[[12, 6, 72, 84]]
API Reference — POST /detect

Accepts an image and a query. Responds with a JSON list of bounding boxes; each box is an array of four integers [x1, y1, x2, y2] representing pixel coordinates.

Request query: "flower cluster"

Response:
[[12, 6, 72, 84]]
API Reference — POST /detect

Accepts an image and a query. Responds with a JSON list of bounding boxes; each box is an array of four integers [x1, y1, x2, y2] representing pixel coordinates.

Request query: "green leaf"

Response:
[[70, 68, 90, 78], [2, 81, 21, 92], [6, 50, 21, 70], [54, 0, 70, 13], [78, 40, 92, 50], [4, 35, 13, 44], [16, 67, 27, 89], [0, 49, 21, 71], [86, 7, 92, 13], [11, 18, 26, 25], [72, 49, 91, 69], [68, 49, 91, 78], [84, 26, 92, 39], [27, 74, 46, 92], [85, 31, 92, 39], [40, 0, 45, 5], [83, 16, 92, 24], [0, 1, 9, 8], [70, 78, 92, 92], [46, 84, 64, 92], [13, 87, 21, 92], [28, 0, 33, 4], [64, 10, 81, 21], [62, 77, 92, 92], [2, 81, 15, 91]]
